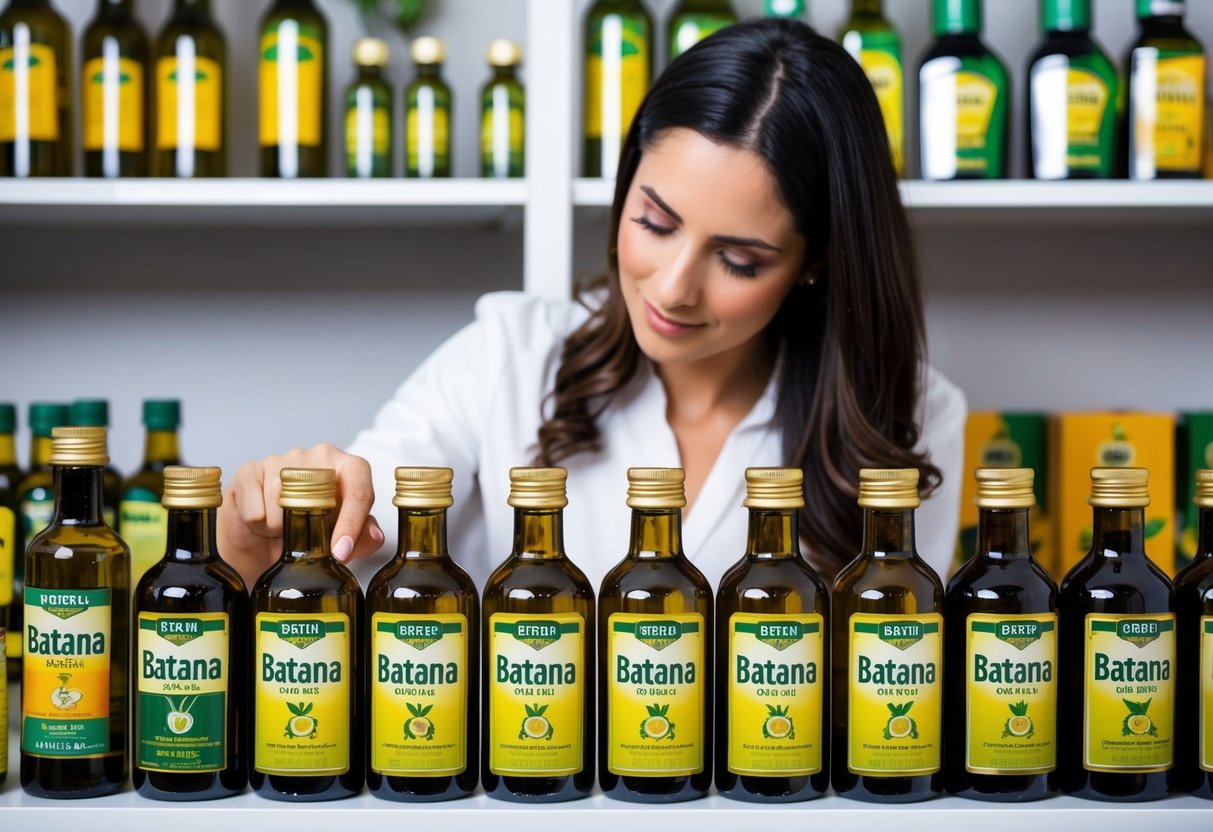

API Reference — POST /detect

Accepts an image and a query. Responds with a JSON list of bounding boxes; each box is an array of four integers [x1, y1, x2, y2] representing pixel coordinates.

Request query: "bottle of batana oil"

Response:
[[944, 468, 1058, 801], [81, 0, 149, 178], [0, 0, 73, 177], [121, 399, 182, 588], [481, 38, 524, 179], [1058, 467, 1174, 801], [0, 404, 24, 681], [840, 0, 904, 176], [482, 467, 594, 802], [133, 466, 247, 800], [68, 400, 122, 529], [583, 0, 652, 177], [716, 468, 828, 802], [153, 0, 227, 178], [21, 427, 129, 798], [250, 468, 363, 800], [259, 0, 328, 178], [367, 467, 478, 801], [405, 36, 451, 178], [831, 468, 943, 803], [600, 467, 712, 803], [344, 37, 391, 179], [667, 0, 735, 63], [1174, 469, 1213, 798]]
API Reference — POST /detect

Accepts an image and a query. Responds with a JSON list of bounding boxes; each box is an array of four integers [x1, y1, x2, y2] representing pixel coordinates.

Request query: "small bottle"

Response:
[[405, 36, 452, 179], [919, 0, 1010, 180], [133, 466, 247, 800], [344, 37, 391, 179], [832, 468, 943, 802], [250, 468, 364, 801], [1058, 468, 1174, 801], [68, 399, 122, 528], [81, 0, 149, 177], [481, 39, 525, 179], [21, 426, 130, 798], [0, 404, 23, 681], [120, 399, 182, 587], [716, 468, 828, 803], [944, 468, 1058, 801], [367, 467, 478, 801], [0, 0, 73, 176], [153, 0, 227, 178], [259, 0, 328, 178], [600, 468, 712, 803], [1174, 469, 1213, 798], [583, 0, 653, 177], [482, 467, 594, 802], [840, 0, 904, 176], [1027, 0, 1118, 180], [667, 0, 735, 63]]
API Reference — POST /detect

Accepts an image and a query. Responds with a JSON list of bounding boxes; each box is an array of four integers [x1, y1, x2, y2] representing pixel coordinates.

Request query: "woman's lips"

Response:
[[645, 302, 705, 337]]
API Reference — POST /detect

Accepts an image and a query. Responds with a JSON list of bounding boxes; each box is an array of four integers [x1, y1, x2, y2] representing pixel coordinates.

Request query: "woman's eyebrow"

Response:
[[640, 184, 782, 253], [639, 185, 683, 223]]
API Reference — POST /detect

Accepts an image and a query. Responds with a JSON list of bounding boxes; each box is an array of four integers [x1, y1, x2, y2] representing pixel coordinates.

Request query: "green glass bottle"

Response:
[[81, 0, 148, 177], [1027, 0, 1118, 179], [1125, 0, 1206, 179], [21, 427, 130, 798], [406, 36, 451, 179], [716, 468, 828, 802], [120, 399, 182, 588], [68, 399, 122, 529], [0, 0, 72, 176], [481, 38, 524, 179], [840, 0, 904, 176], [153, 0, 227, 177], [919, 0, 1009, 180], [0, 404, 23, 681], [259, 0, 328, 178], [1174, 469, 1213, 798], [583, 0, 653, 177], [764, 0, 806, 18], [667, 0, 734, 63], [344, 37, 391, 179]]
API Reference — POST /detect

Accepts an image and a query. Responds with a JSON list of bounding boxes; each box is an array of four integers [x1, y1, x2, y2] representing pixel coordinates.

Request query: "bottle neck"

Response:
[[1198, 506, 1213, 561], [398, 508, 448, 559], [511, 508, 566, 560], [282, 508, 333, 562], [29, 435, 53, 469], [628, 509, 683, 559], [744, 509, 799, 559], [416, 64, 442, 78], [975, 508, 1032, 561], [96, 0, 134, 17], [175, 0, 212, 12], [52, 466, 106, 525], [1090, 507, 1147, 559], [165, 508, 219, 562], [860, 508, 916, 558], [491, 66, 516, 82], [852, 0, 883, 16], [357, 65, 384, 81], [143, 429, 181, 469], [0, 434, 14, 468]]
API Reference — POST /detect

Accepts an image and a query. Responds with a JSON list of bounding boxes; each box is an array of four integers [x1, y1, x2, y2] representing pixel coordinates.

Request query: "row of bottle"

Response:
[[0, 0, 524, 179], [11, 426, 1213, 804]]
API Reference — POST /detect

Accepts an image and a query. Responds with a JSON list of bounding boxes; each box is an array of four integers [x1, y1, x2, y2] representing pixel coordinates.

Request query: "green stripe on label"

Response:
[[25, 587, 110, 608], [972, 620, 1055, 634], [22, 715, 110, 757], [1091, 620, 1174, 633], [735, 622, 820, 635], [259, 621, 345, 634], [855, 621, 940, 634], [377, 621, 462, 635], [139, 619, 225, 632], [612, 621, 700, 634], [493, 622, 580, 635], [1206, 620, 1213, 635]]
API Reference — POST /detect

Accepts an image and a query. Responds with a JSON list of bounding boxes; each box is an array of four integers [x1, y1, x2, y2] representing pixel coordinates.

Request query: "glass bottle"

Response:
[[1175, 469, 1213, 798], [583, 0, 653, 177], [259, 0, 328, 178], [153, 0, 227, 178], [68, 399, 122, 529], [81, 0, 148, 177], [120, 399, 182, 587], [840, 0, 904, 176], [0, 403, 23, 682], [667, 0, 734, 63], [344, 37, 391, 179], [0, 0, 72, 176], [405, 36, 451, 178], [481, 38, 524, 179]]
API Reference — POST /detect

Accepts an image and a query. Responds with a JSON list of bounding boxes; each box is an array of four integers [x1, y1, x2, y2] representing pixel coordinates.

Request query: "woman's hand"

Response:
[[218, 444, 385, 589]]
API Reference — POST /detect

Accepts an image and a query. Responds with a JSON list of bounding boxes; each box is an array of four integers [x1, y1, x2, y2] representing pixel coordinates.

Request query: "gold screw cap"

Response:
[[411, 36, 446, 65], [279, 468, 337, 510], [507, 467, 568, 509], [354, 37, 389, 67], [743, 467, 804, 510], [626, 467, 686, 510], [974, 467, 1035, 509], [1089, 467, 1150, 508], [394, 466, 454, 509], [857, 468, 921, 509], [163, 466, 223, 510], [1196, 469, 1213, 509], [487, 38, 522, 67], [50, 426, 109, 467]]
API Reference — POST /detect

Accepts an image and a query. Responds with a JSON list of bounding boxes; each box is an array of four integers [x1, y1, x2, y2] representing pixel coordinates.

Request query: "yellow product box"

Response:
[[1050, 413, 1175, 581]]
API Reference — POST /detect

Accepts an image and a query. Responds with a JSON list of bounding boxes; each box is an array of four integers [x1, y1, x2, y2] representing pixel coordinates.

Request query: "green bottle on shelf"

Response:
[[1173, 470, 1213, 798], [120, 399, 182, 587], [1125, 0, 1206, 180], [259, 0, 328, 178], [583, 0, 653, 178], [764, 0, 806, 18], [0, 0, 72, 176], [344, 37, 392, 179], [481, 39, 524, 179], [0, 404, 22, 682], [153, 0, 227, 178], [405, 36, 451, 179], [1027, 0, 1118, 180], [81, 0, 149, 178], [840, 0, 904, 177], [667, 0, 735, 63], [68, 399, 123, 529], [918, 0, 1009, 181]]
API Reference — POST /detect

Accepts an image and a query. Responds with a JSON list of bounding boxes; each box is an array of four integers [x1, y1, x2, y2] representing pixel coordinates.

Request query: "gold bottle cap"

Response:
[[411, 36, 446, 66], [507, 467, 568, 509], [279, 468, 337, 510], [743, 467, 804, 510], [394, 466, 454, 509], [1089, 467, 1150, 508], [50, 426, 109, 467], [487, 38, 522, 67], [162, 466, 223, 510], [353, 37, 389, 67], [1196, 469, 1213, 509], [974, 467, 1035, 509], [626, 467, 687, 510], [857, 468, 921, 510]]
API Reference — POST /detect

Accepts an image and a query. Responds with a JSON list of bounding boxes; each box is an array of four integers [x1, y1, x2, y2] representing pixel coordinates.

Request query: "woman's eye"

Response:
[[717, 251, 759, 278], [631, 215, 675, 236]]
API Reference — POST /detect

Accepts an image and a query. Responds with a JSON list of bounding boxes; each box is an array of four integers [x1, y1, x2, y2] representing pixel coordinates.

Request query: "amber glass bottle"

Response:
[[81, 0, 149, 177], [0, 0, 73, 176], [153, 0, 227, 177], [258, 0, 328, 177], [1174, 468, 1213, 798]]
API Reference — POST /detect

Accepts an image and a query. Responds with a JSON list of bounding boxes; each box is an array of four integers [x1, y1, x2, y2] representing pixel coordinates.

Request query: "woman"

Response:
[[218, 19, 965, 591]]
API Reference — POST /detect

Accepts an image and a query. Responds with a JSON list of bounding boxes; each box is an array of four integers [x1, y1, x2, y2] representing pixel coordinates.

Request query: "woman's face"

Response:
[[617, 127, 808, 371]]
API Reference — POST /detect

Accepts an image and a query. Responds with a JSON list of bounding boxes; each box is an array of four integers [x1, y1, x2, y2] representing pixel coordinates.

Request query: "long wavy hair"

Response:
[[535, 19, 940, 577]]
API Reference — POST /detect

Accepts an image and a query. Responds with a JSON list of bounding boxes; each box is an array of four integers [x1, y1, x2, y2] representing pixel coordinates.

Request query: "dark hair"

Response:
[[535, 19, 940, 577]]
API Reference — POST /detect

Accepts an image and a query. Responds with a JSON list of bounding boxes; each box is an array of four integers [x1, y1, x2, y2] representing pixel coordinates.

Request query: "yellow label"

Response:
[[0, 505, 14, 606], [860, 49, 904, 176], [371, 612, 467, 776], [956, 71, 997, 150], [156, 55, 222, 152], [481, 97, 523, 172], [1202, 616, 1213, 772], [584, 18, 648, 142], [1066, 67, 1109, 148], [1083, 613, 1174, 773], [345, 104, 389, 159], [0, 42, 58, 142], [727, 612, 823, 776], [488, 612, 584, 776], [847, 612, 942, 775], [83, 55, 143, 152], [1154, 55, 1206, 171], [5, 628, 17, 661], [406, 91, 449, 176], [119, 499, 168, 586], [965, 613, 1057, 774], [255, 612, 350, 776], [607, 612, 705, 776], [259, 26, 323, 148]]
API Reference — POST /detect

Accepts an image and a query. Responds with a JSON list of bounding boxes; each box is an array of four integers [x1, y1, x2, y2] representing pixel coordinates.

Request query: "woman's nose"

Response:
[[649, 243, 703, 311]]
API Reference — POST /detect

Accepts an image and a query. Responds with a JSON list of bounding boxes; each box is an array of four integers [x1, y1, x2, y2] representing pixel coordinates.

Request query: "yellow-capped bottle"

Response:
[[481, 38, 524, 179], [21, 427, 129, 797], [0, 404, 23, 681], [1059, 468, 1174, 801], [831, 468, 943, 802], [153, 0, 227, 178], [406, 36, 451, 178], [1174, 469, 1213, 798], [583, 0, 653, 177], [483, 467, 594, 802], [259, 0, 328, 178], [133, 466, 247, 800], [67, 400, 122, 529], [251, 468, 363, 800], [600, 468, 712, 802], [344, 37, 391, 179], [716, 468, 828, 802], [120, 399, 182, 588], [0, 0, 72, 176], [944, 468, 1058, 801], [81, 0, 148, 177], [367, 467, 478, 801]]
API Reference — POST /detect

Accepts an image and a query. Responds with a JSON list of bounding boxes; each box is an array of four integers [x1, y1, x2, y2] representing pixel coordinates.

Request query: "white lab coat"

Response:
[[346, 291, 967, 591]]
